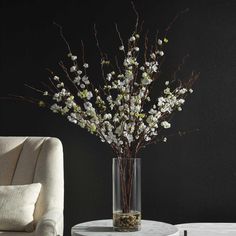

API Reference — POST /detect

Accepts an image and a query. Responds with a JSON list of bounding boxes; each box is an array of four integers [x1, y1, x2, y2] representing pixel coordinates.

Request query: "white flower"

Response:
[[148, 108, 156, 115], [125, 70, 133, 80], [57, 82, 64, 88], [142, 72, 148, 78], [106, 95, 112, 102], [115, 125, 123, 136], [106, 73, 112, 81], [142, 77, 152, 85], [70, 66, 77, 72], [159, 51, 164, 56], [53, 76, 60, 81], [73, 76, 81, 85], [87, 91, 93, 100], [134, 47, 139, 51], [50, 104, 61, 113], [179, 88, 187, 94], [71, 55, 77, 61], [158, 39, 163, 45], [126, 134, 134, 145], [189, 88, 193, 93], [117, 74, 124, 78], [82, 75, 90, 84], [43, 91, 48, 96], [83, 63, 89, 68], [152, 63, 158, 72], [158, 97, 165, 106], [127, 51, 132, 56], [84, 102, 92, 110], [145, 136, 151, 141], [67, 115, 77, 124], [119, 45, 124, 51], [104, 113, 112, 120], [161, 121, 171, 129], [150, 53, 156, 60], [163, 137, 167, 142], [165, 81, 169, 86], [178, 99, 185, 104], [140, 66, 145, 71], [178, 107, 182, 111], [129, 36, 136, 42], [164, 87, 171, 94]]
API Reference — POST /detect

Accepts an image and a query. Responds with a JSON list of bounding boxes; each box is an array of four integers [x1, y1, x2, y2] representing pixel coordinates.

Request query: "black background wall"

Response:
[[1, 0, 236, 235]]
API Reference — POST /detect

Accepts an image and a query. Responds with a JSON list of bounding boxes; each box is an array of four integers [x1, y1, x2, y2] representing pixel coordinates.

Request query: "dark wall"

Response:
[[1, 0, 236, 235]]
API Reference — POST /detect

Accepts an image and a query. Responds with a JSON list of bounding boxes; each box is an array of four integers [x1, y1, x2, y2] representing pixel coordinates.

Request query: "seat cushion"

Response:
[[0, 232, 35, 235]]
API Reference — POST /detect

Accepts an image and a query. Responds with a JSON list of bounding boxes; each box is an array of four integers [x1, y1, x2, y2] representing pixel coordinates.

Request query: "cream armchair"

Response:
[[0, 137, 64, 236]]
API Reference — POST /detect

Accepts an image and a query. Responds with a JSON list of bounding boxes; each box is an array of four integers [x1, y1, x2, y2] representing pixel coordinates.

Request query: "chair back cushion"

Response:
[[0, 183, 41, 231]]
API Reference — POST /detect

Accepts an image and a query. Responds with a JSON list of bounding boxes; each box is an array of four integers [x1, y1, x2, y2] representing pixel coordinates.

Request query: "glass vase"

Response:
[[112, 158, 141, 232]]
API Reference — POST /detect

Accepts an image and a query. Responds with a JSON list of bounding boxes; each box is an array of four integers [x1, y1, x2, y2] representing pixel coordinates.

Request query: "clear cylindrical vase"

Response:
[[112, 158, 141, 232]]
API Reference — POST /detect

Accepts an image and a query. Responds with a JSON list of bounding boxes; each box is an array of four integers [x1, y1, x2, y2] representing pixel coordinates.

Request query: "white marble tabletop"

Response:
[[176, 223, 236, 236], [71, 219, 180, 236]]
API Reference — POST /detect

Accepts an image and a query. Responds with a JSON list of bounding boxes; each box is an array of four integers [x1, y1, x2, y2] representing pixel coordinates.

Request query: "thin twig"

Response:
[[144, 30, 149, 62], [115, 23, 125, 55], [81, 40, 87, 75], [131, 1, 139, 34], [53, 21, 72, 54], [115, 56, 121, 74], [40, 81, 55, 94], [58, 60, 79, 92], [164, 8, 189, 37], [172, 54, 190, 82], [94, 24, 106, 81], [24, 84, 45, 94]]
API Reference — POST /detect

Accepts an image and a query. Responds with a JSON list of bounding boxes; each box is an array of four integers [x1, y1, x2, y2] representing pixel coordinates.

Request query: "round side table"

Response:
[[72, 219, 179, 236], [176, 223, 236, 236]]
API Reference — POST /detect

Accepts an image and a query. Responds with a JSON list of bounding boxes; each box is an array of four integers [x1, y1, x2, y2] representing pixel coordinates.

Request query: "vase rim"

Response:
[[113, 157, 141, 159]]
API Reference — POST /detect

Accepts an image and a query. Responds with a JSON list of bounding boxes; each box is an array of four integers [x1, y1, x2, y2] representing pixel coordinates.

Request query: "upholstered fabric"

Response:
[[0, 137, 64, 236], [0, 232, 35, 235], [0, 183, 41, 232]]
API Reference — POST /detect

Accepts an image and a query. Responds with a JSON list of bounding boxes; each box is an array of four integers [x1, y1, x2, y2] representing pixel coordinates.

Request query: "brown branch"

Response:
[[58, 61, 79, 92], [115, 56, 121, 74], [40, 81, 55, 94], [172, 54, 190, 82], [131, 1, 139, 34], [144, 30, 149, 62], [53, 21, 72, 54], [48, 77, 59, 92], [7, 94, 46, 107], [94, 24, 106, 81], [24, 84, 45, 94], [149, 128, 200, 146], [80, 39, 87, 75], [154, 29, 159, 51], [139, 20, 144, 35], [164, 8, 189, 37]]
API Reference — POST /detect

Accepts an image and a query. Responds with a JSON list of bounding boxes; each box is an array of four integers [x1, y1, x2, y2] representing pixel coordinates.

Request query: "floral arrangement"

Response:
[[28, 5, 198, 159]]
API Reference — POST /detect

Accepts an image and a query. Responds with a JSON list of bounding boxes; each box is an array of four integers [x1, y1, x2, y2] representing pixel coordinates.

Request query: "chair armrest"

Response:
[[35, 209, 63, 236]]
